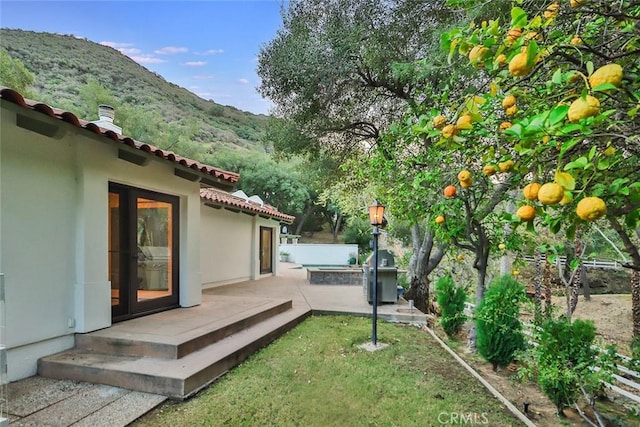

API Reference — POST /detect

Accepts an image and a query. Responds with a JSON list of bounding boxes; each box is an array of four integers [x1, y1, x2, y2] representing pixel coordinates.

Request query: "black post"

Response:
[[372, 226, 380, 346]]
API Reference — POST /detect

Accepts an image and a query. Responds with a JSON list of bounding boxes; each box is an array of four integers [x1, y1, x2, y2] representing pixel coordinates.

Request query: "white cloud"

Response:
[[130, 55, 166, 64], [155, 46, 189, 55], [119, 48, 141, 55], [183, 61, 207, 67], [100, 41, 134, 49], [236, 78, 250, 84], [197, 49, 224, 55]]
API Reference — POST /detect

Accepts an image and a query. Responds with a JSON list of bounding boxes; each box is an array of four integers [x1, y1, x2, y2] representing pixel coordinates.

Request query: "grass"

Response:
[[133, 316, 524, 426]]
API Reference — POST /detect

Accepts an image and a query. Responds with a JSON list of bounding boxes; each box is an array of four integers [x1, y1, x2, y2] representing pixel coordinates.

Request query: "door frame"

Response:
[[109, 182, 180, 322], [259, 226, 273, 274]]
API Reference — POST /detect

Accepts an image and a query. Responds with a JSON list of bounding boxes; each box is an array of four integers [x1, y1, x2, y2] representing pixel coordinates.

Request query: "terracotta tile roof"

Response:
[[0, 87, 239, 185], [200, 187, 295, 224]]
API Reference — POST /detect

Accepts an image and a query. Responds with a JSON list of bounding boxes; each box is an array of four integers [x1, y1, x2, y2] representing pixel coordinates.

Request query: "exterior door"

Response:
[[109, 183, 179, 322], [259, 226, 273, 274]]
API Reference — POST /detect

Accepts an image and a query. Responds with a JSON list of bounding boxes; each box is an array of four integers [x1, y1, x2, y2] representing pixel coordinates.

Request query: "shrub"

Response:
[[475, 275, 526, 371], [435, 275, 467, 339], [534, 317, 601, 415]]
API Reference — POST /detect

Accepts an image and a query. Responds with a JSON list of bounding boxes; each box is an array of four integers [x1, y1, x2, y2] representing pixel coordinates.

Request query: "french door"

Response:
[[109, 183, 180, 322], [259, 227, 273, 274]]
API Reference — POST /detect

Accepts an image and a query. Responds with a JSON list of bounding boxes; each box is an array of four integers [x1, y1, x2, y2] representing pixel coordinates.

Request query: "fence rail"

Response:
[[522, 255, 623, 270]]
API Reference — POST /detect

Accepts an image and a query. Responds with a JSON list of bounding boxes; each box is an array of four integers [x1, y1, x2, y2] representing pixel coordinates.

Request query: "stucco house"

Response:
[[0, 87, 294, 382]]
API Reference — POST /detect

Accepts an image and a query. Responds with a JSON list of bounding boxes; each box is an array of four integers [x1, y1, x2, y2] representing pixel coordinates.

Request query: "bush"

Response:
[[342, 217, 372, 255], [535, 317, 600, 415], [475, 275, 526, 371], [435, 275, 467, 339]]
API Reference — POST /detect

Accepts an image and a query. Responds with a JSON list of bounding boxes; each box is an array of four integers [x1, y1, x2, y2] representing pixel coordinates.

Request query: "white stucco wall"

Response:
[[200, 205, 280, 287], [280, 243, 359, 266], [0, 106, 204, 380]]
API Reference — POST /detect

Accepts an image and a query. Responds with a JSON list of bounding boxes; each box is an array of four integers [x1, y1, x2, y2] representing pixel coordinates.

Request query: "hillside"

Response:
[[0, 28, 269, 151]]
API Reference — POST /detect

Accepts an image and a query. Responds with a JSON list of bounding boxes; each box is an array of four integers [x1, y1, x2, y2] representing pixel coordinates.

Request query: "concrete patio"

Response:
[[6, 263, 425, 426]]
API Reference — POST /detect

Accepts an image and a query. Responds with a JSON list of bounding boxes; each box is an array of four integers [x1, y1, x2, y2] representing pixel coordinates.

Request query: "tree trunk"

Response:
[[544, 253, 553, 317], [533, 249, 543, 322], [332, 213, 343, 243], [404, 223, 446, 314], [569, 238, 583, 316], [468, 235, 490, 353], [405, 275, 430, 314], [632, 270, 640, 341], [294, 204, 319, 235]]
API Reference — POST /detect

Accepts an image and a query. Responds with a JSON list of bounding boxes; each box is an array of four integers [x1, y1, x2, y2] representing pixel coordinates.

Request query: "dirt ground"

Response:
[[430, 293, 637, 426]]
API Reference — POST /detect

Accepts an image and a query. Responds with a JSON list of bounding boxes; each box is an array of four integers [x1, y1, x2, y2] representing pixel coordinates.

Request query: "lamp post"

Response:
[[368, 200, 385, 346]]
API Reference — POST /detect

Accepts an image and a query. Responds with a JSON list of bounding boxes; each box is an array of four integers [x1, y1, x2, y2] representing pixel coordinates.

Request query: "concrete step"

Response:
[[75, 299, 293, 359], [38, 307, 311, 399]]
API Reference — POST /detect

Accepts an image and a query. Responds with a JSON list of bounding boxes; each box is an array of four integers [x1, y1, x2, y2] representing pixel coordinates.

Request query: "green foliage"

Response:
[[532, 317, 603, 415], [435, 275, 467, 339], [475, 275, 526, 370], [0, 48, 34, 93], [342, 217, 372, 255], [0, 29, 269, 151]]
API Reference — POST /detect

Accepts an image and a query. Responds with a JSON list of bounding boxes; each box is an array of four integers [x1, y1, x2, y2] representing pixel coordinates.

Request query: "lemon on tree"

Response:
[[483, 165, 496, 176], [499, 121, 512, 131], [498, 159, 514, 172], [589, 63, 623, 88], [568, 95, 600, 123], [433, 115, 447, 130], [516, 205, 536, 222], [456, 114, 473, 130], [435, 215, 445, 224], [509, 50, 533, 77], [441, 124, 457, 138], [523, 183, 541, 200], [502, 95, 516, 109], [468, 45, 488, 65], [537, 182, 565, 205], [576, 197, 607, 221]]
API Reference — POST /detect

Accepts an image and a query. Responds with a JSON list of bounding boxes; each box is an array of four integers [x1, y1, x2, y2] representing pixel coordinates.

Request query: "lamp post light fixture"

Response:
[[368, 200, 385, 346]]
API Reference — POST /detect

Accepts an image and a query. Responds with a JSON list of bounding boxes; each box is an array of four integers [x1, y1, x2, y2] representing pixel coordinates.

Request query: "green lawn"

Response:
[[133, 316, 523, 426]]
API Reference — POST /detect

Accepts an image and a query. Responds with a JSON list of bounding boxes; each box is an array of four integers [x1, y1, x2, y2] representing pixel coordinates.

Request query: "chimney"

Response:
[[91, 104, 122, 135], [98, 104, 115, 122]]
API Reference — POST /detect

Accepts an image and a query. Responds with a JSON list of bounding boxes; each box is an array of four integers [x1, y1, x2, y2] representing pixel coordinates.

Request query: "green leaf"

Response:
[[564, 157, 588, 170], [588, 146, 597, 161], [511, 7, 528, 28], [552, 68, 563, 84], [592, 83, 618, 92], [548, 105, 569, 125], [586, 61, 594, 76]]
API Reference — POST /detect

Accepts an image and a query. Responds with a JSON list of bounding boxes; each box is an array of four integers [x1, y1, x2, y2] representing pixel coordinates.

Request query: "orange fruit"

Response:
[[444, 185, 457, 198], [498, 159, 514, 172], [576, 197, 607, 221], [505, 105, 518, 117], [435, 215, 445, 224], [506, 28, 522, 44], [483, 165, 497, 176], [523, 183, 541, 200], [441, 124, 457, 138], [516, 205, 536, 222], [543, 3, 559, 19], [502, 95, 517, 108], [457, 170, 472, 182], [433, 115, 447, 130], [568, 95, 600, 123], [537, 183, 564, 205], [499, 121, 512, 131]]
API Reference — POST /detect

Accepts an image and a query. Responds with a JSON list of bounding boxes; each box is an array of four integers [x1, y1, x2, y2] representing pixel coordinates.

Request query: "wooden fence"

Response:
[[522, 255, 623, 270]]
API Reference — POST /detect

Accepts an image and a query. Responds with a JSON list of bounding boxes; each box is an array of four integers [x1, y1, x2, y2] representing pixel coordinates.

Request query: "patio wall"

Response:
[[280, 243, 358, 266]]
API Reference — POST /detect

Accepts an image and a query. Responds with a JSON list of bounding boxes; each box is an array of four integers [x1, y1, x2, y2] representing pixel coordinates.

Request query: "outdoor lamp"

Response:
[[368, 200, 385, 226], [368, 200, 385, 346]]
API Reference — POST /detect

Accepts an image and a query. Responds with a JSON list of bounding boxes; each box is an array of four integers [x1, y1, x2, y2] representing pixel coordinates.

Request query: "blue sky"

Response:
[[0, 1, 287, 115]]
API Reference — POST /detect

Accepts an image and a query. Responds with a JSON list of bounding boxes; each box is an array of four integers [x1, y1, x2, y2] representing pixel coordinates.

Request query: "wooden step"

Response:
[[38, 307, 311, 399], [75, 298, 292, 359]]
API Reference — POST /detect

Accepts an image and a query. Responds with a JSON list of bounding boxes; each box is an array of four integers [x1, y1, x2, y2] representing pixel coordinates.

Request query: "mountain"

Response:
[[0, 29, 270, 151]]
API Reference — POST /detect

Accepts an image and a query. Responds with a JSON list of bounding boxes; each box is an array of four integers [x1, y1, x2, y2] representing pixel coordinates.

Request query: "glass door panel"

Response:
[[260, 227, 273, 274], [136, 198, 173, 302]]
